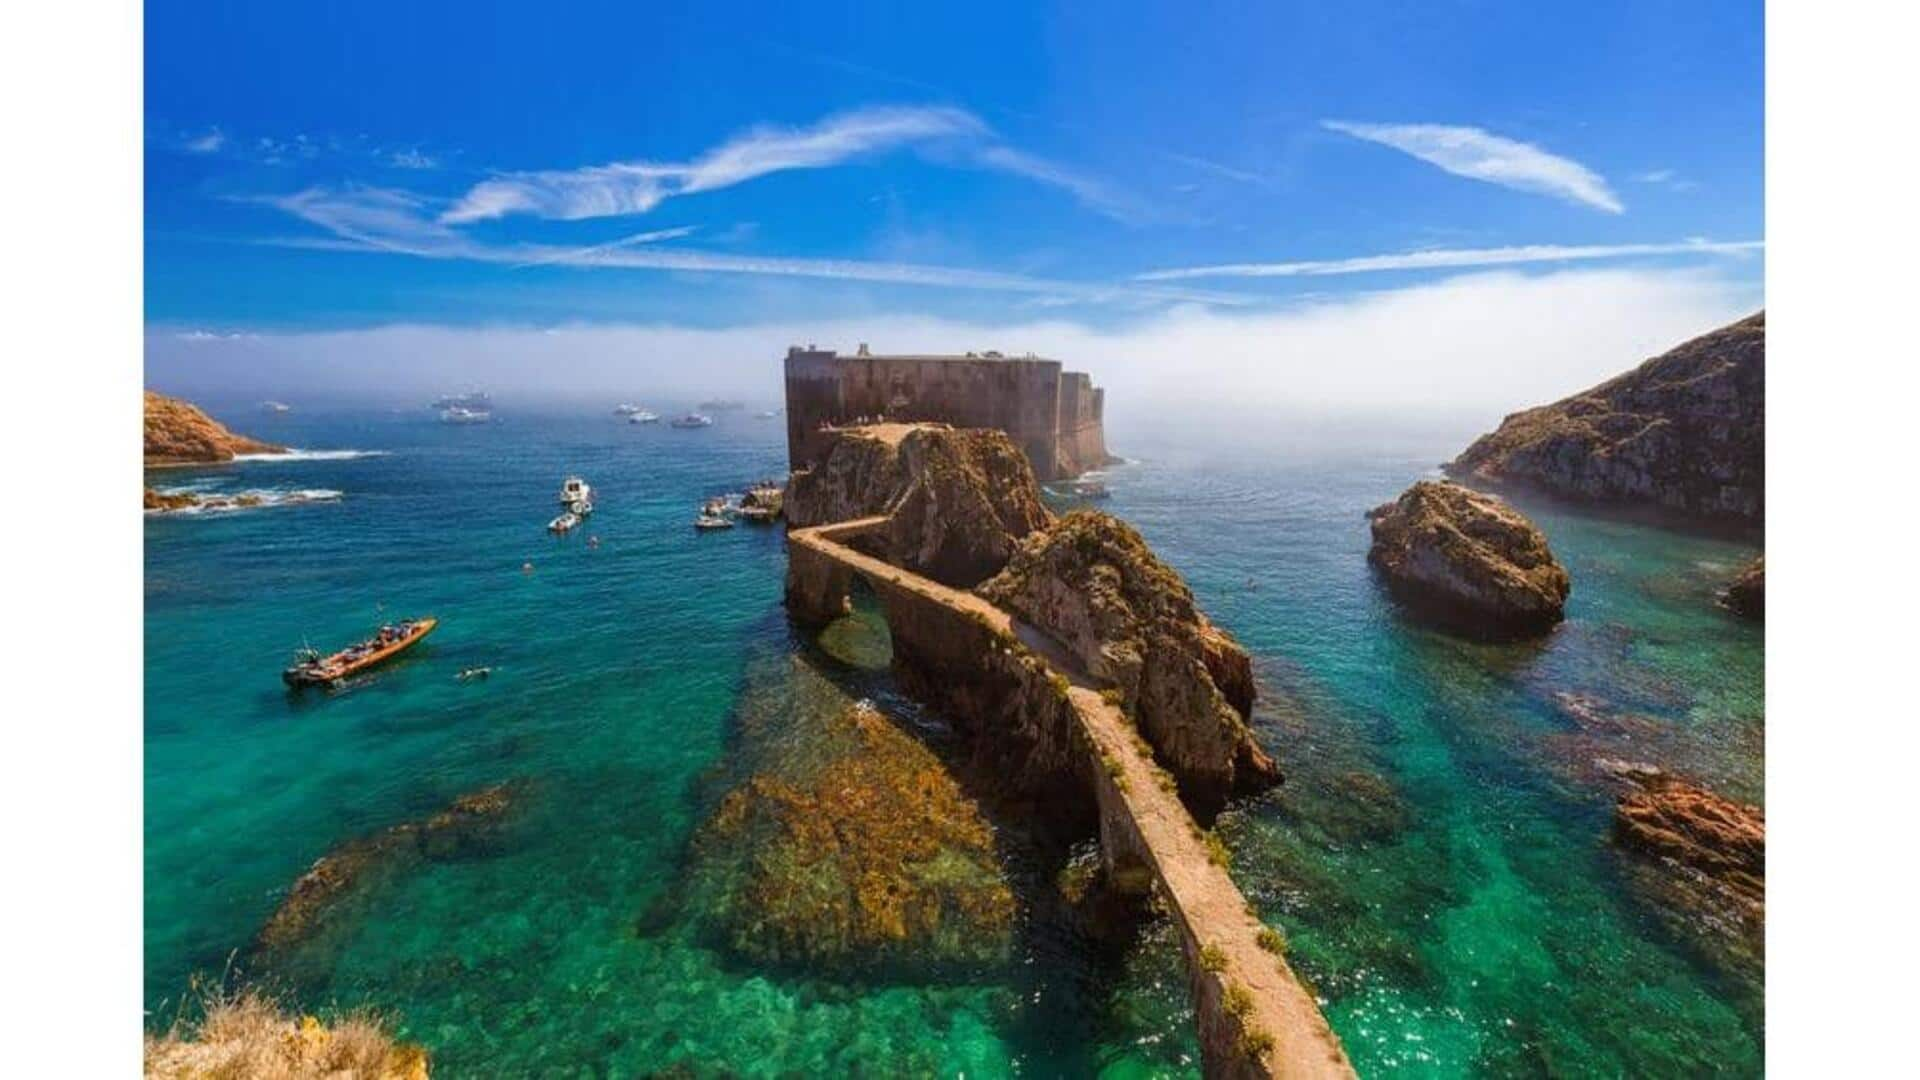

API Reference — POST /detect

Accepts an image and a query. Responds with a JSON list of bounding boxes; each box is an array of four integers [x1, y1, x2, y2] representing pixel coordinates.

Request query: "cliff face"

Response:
[[787, 424, 1053, 587], [1368, 480, 1570, 639], [1445, 312, 1765, 525], [978, 511, 1281, 813], [145, 390, 284, 466]]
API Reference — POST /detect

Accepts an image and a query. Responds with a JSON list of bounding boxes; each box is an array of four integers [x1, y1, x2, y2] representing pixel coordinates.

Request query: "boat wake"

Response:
[[147, 487, 344, 515], [234, 448, 389, 462]]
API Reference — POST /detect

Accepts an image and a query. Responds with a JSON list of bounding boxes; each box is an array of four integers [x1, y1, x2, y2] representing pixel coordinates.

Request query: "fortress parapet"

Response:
[[783, 345, 1113, 480]]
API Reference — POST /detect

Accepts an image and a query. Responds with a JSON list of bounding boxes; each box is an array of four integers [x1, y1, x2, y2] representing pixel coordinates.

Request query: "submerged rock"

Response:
[[978, 510, 1281, 813], [145, 390, 285, 467], [1446, 312, 1765, 524], [688, 703, 1015, 973], [1367, 480, 1570, 639], [1610, 769, 1765, 981], [1722, 555, 1764, 620], [251, 784, 521, 966]]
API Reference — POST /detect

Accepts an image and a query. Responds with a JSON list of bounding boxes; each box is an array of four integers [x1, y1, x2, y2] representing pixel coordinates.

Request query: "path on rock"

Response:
[[790, 519, 1354, 1079]]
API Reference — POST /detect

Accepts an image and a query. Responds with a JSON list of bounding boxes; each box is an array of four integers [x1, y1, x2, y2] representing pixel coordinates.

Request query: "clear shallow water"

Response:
[[146, 408, 1762, 1076]]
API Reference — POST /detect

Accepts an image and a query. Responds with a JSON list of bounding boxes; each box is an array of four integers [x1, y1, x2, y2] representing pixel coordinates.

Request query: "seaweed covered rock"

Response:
[[251, 784, 520, 967], [145, 390, 284, 466], [978, 510, 1280, 812], [688, 703, 1015, 973], [1722, 555, 1764, 620], [1367, 480, 1570, 639], [786, 423, 1054, 586], [1446, 312, 1765, 524]]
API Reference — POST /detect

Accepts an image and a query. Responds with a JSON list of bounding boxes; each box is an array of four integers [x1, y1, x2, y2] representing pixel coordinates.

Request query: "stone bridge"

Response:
[[787, 518, 1354, 1080]]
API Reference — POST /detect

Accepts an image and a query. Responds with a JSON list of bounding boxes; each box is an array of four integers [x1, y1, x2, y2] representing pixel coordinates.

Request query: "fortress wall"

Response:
[[784, 349, 1103, 480]]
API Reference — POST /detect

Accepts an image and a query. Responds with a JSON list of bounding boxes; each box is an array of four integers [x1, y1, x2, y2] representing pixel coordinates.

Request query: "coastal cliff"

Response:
[[1367, 480, 1570, 639], [145, 390, 285, 466], [788, 424, 1054, 587], [978, 511, 1280, 812], [1445, 312, 1765, 525]]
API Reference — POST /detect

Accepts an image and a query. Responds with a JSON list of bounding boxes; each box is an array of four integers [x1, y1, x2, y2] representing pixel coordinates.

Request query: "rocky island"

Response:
[[1446, 312, 1765, 527], [1367, 480, 1570, 639], [145, 389, 285, 467], [781, 419, 1352, 1078]]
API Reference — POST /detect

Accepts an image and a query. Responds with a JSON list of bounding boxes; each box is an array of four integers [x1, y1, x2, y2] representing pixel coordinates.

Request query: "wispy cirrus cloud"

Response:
[[182, 128, 226, 154], [1135, 239, 1762, 281], [442, 106, 989, 224], [441, 104, 1148, 225], [255, 184, 1248, 306], [1324, 121, 1624, 214]]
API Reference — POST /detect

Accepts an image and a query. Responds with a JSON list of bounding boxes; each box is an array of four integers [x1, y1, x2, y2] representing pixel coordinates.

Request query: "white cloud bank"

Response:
[[149, 267, 1758, 427], [1324, 121, 1624, 213]]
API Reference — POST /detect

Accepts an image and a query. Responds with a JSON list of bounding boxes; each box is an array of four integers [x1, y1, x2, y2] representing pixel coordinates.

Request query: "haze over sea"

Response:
[[144, 399, 1761, 1076]]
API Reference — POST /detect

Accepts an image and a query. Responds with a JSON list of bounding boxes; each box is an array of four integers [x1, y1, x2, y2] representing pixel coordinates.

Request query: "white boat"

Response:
[[548, 511, 580, 534], [262, 400, 292, 414], [613, 403, 643, 416], [754, 410, 777, 420], [434, 391, 492, 410], [440, 406, 492, 424], [694, 513, 734, 530], [559, 476, 593, 508], [671, 413, 714, 429], [628, 410, 660, 424]]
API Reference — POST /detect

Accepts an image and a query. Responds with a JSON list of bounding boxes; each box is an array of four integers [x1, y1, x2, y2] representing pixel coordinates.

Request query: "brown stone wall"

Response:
[[785, 350, 1107, 481]]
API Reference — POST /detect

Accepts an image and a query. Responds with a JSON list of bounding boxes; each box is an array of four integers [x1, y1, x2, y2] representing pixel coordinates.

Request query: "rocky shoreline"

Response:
[[145, 390, 286, 467]]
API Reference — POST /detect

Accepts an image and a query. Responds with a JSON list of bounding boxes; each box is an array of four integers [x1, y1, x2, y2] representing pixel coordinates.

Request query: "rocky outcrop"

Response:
[[1722, 556, 1764, 620], [1367, 480, 1570, 639], [251, 785, 519, 967], [687, 702, 1015, 973], [1446, 312, 1765, 525], [145, 390, 285, 466], [144, 989, 430, 1080], [787, 424, 1054, 587], [144, 487, 208, 512], [1611, 768, 1765, 980], [978, 511, 1280, 813]]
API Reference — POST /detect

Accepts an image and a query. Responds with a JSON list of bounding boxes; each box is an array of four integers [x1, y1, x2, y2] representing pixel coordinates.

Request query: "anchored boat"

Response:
[[283, 618, 437, 687]]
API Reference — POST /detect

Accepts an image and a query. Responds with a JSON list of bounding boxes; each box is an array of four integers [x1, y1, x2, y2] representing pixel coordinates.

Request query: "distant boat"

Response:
[[433, 391, 492, 411], [440, 406, 492, 424], [261, 400, 292, 414], [283, 618, 437, 688], [671, 413, 714, 429], [628, 410, 660, 424], [754, 410, 777, 420], [559, 475, 593, 508], [694, 513, 734, 530], [548, 511, 580, 534], [613, 403, 643, 416], [698, 399, 745, 411]]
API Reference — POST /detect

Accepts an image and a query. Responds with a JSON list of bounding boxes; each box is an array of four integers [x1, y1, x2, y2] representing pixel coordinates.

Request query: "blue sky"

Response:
[[145, 0, 1763, 412]]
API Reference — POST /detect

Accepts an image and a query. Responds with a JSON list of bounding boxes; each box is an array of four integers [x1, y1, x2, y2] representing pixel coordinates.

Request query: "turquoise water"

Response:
[[145, 407, 1762, 1076]]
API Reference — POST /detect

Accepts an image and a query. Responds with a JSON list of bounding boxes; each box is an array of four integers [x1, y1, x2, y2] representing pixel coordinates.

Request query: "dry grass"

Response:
[[145, 987, 428, 1079]]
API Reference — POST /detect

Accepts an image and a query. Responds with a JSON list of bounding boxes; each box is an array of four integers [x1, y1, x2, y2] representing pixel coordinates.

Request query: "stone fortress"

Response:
[[783, 344, 1115, 480]]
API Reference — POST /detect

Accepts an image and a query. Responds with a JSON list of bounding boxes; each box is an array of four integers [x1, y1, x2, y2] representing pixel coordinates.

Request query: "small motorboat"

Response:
[[629, 410, 660, 424], [694, 513, 734, 530], [440, 405, 492, 424], [559, 476, 593, 507], [457, 666, 492, 681], [570, 499, 594, 516], [283, 618, 437, 688], [671, 413, 714, 429], [549, 511, 580, 534], [613, 403, 642, 416]]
